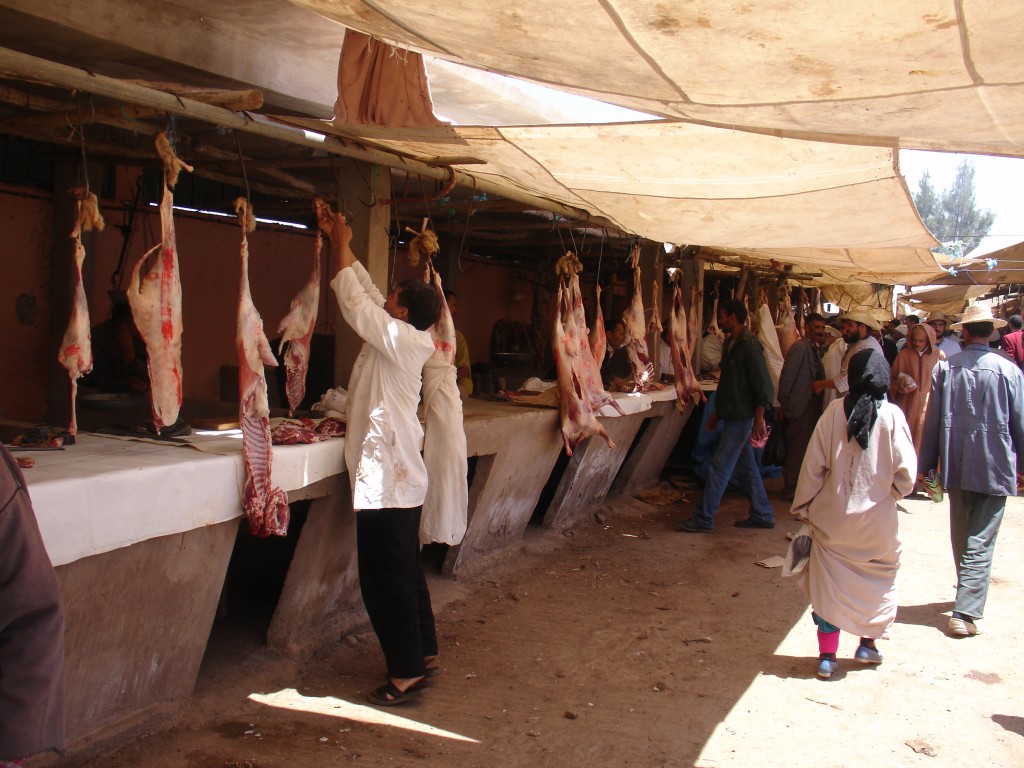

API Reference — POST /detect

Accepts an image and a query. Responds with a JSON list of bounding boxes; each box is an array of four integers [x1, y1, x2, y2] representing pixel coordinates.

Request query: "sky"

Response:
[[897, 150, 1024, 257]]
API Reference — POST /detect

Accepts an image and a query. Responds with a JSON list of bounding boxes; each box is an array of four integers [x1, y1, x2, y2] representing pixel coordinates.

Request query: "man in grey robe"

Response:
[[777, 313, 826, 499], [920, 305, 1024, 637]]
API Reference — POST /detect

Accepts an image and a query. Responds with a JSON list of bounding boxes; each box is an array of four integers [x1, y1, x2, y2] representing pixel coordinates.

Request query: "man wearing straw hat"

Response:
[[920, 303, 1024, 637], [926, 310, 964, 358], [810, 310, 883, 399]]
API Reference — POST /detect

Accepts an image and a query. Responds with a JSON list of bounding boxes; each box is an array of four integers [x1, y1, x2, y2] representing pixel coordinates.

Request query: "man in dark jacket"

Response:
[[675, 299, 776, 532]]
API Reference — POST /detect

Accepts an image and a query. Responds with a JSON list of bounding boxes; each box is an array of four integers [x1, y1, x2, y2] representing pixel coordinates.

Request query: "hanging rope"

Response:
[[232, 129, 251, 204], [457, 177, 477, 273]]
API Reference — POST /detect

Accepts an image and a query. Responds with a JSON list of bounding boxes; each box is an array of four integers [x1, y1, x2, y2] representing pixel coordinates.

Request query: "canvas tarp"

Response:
[[278, 116, 942, 276], [292, 0, 1024, 158]]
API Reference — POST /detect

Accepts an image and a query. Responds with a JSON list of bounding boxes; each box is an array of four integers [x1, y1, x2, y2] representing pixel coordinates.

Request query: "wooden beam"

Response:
[[0, 46, 615, 229], [0, 89, 264, 134]]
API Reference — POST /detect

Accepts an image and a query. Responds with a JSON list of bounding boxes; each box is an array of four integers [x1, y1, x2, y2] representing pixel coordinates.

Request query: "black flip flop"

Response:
[[366, 681, 420, 707]]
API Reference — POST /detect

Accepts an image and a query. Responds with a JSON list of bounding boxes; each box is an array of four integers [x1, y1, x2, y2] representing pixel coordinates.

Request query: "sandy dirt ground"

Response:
[[57, 479, 1023, 768]]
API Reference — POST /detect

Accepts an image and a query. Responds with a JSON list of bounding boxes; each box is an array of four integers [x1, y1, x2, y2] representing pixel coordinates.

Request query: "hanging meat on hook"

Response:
[[419, 255, 469, 546], [622, 243, 656, 390], [57, 189, 104, 441], [706, 281, 725, 340], [235, 198, 289, 537], [553, 252, 622, 455], [277, 207, 322, 416], [775, 283, 798, 357], [668, 275, 706, 409], [127, 132, 190, 432]]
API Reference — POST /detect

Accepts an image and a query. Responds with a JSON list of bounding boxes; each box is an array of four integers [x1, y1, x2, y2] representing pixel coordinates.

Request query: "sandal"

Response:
[[424, 657, 441, 678], [366, 681, 420, 707]]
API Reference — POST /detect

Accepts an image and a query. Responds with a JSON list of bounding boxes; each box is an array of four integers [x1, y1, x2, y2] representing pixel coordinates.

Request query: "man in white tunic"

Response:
[[790, 348, 916, 678], [320, 209, 442, 706]]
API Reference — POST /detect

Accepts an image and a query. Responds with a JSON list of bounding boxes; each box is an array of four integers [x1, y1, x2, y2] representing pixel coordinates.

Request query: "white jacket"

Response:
[[331, 263, 435, 510]]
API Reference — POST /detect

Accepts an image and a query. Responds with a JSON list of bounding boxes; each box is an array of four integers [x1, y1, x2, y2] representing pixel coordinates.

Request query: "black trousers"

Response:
[[356, 506, 437, 679]]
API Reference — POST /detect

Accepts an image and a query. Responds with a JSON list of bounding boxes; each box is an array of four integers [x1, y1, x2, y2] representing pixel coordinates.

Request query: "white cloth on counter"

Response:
[[420, 359, 468, 546], [22, 432, 346, 566], [521, 377, 556, 392], [332, 263, 435, 510]]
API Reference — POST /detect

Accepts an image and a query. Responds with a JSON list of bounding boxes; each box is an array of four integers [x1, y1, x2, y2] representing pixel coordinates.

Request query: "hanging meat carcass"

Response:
[[622, 243, 655, 390], [561, 253, 624, 419], [235, 198, 289, 538], [706, 281, 725, 340], [420, 256, 468, 547], [57, 190, 104, 441], [127, 132, 190, 432], [277, 225, 322, 416], [775, 284, 799, 357], [668, 277, 706, 409], [553, 253, 621, 455]]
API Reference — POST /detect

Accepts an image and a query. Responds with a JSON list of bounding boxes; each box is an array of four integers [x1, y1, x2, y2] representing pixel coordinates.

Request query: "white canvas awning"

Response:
[[292, 0, 1024, 157], [279, 117, 942, 274]]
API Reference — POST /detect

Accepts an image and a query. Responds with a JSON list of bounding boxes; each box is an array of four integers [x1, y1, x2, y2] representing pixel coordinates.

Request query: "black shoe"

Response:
[[673, 516, 714, 533], [734, 517, 775, 529]]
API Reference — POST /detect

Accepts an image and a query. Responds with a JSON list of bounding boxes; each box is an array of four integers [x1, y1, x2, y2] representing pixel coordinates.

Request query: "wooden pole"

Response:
[[0, 46, 615, 229]]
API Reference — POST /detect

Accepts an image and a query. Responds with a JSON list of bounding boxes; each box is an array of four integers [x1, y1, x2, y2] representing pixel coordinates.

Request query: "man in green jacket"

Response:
[[676, 298, 776, 532]]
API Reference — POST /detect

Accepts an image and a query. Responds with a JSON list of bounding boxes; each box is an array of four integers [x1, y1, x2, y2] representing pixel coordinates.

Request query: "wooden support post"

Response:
[[328, 161, 392, 389]]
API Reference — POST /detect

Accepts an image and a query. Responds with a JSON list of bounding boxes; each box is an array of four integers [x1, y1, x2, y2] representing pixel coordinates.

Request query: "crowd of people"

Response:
[[676, 300, 1024, 679]]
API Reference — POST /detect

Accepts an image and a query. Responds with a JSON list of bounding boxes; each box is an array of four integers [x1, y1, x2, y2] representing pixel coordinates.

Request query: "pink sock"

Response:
[[817, 628, 840, 656]]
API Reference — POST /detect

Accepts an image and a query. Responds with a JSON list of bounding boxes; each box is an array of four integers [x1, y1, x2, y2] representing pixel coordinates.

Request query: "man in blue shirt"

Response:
[[675, 298, 775, 532], [920, 304, 1024, 637]]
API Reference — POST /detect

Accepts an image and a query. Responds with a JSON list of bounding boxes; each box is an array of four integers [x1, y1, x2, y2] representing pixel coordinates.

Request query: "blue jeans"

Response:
[[948, 488, 1005, 620], [692, 417, 774, 528]]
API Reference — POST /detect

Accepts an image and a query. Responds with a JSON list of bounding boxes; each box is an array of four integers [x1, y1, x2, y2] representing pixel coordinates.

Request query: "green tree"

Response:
[[913, 160, 995, 256]]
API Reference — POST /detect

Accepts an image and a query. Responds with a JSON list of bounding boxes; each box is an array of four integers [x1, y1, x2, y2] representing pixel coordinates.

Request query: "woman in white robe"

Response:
[[790, 348, 916, 678]]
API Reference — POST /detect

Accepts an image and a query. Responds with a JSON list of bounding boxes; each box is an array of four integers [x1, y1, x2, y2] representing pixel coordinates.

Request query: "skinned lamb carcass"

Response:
[[775, 288, 798, 358], [127, 132, 190, 432], [420, 257, 469, 547], [621, 244, 655, 390], [277, 229, 321, 416], [553, 282, 614, 455], [235, 199, 289, 538], [424, 259, 456, 365], [669, 278, 706, 409], [706, 282, 725, 340], [57, 190, 104, 440], [559, 253, 623, 419]]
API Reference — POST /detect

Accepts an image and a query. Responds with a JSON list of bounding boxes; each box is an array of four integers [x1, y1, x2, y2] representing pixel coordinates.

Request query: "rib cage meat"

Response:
[[235, 199, 289, 538]]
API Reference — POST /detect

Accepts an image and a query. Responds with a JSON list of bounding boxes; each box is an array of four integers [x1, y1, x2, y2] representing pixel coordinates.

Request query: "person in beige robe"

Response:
[[789, 349, 917, 678], [890, 321, 944, 454]]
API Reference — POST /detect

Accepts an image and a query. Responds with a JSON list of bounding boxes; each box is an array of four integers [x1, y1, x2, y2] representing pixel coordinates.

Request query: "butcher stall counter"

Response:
[[20, 430, 346, 750], [17, 386, 697, 752]]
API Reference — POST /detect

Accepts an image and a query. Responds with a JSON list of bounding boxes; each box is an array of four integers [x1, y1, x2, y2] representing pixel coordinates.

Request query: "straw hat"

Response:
[[926, 310, 948, 323], [841, 310, 882, 331], [951, 304, 1007, 331]]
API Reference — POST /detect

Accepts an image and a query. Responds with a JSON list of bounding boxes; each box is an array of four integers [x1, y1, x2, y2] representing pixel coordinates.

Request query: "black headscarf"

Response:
[[843, 348, 890, 449]]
